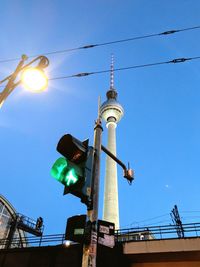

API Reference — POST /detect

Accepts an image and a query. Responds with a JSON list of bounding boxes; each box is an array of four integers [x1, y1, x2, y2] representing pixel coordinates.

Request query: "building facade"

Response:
[[0, 195, 26, 248]]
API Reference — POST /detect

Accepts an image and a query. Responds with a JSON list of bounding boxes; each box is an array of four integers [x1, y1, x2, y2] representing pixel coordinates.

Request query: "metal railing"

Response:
[[115, 222, 200, 242], [0, 234, 66, 249], [1, 222, 200, 249]]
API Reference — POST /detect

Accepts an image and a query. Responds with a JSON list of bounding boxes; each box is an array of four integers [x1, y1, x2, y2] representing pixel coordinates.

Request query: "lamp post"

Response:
[[0, 54, 49, 108]]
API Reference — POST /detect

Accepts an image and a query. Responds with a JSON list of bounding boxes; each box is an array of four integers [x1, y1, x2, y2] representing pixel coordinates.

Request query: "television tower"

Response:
[[100, 56, 124, 230]]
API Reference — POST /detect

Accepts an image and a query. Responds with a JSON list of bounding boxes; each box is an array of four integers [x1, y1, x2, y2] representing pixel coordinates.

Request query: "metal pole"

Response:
[[82, 115, 103, 267]]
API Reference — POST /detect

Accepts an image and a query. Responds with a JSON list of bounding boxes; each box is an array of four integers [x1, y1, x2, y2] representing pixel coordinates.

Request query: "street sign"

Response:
[[97, 220, 115, 248]]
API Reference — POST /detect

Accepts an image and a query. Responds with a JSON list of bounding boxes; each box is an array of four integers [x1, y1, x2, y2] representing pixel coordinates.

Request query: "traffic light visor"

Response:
[[57, 134, 88, 163]]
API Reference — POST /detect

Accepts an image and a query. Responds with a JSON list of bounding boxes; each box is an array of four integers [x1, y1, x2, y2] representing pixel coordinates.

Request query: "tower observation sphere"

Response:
[[100, 56, 124, 230], [100, 93, 124, 125]]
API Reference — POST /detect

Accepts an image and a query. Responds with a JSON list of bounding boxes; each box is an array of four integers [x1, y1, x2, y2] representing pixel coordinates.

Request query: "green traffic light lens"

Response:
[[51, 157, 81, 188], [64, 169, 78, 186], [51, 157, 68, 183]]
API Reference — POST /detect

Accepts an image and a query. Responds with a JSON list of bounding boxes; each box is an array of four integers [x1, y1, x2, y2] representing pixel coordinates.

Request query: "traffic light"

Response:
[[65, 215, 86, 243], [51, 134, 94, 207], [65, 215, 93, 245]]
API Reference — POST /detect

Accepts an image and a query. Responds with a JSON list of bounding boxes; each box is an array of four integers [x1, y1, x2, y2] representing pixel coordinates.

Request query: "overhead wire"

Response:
[[49, 56, 200, 81], [134, 214, 170, 224], [120, 209, 200, 229], [182, 216, 200, 219], [140, 219, 172, 227], [1, 55, 200, 88], [119, 213, 170, 229], [0, 25, 200, 64], [182, 211, 200, 213]]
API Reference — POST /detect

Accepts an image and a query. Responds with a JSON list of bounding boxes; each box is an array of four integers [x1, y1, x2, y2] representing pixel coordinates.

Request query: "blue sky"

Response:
[[1, 0, 200, 234]]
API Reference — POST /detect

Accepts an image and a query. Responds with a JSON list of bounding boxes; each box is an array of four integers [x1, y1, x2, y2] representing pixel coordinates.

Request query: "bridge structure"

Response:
[[0, 222, 200, 267]]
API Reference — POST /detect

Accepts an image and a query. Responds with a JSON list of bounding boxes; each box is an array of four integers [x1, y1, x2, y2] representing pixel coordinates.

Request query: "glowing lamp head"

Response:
[[63, 240, 71, 247], [21, 67, 48, 92]]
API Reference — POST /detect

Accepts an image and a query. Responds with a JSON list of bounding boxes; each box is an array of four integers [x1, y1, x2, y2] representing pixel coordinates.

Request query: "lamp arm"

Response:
[[0, 55, 49, 108]]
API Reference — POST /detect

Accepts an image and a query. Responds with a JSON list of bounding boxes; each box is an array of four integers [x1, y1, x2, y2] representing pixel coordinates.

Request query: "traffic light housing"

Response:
[[65, 215, 86, 243], [65, 215, 93, 245], [51, 134, 94, 207]]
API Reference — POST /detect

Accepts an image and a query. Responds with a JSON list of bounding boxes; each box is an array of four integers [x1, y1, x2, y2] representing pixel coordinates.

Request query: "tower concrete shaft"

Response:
[[103, 119, 119, 229]]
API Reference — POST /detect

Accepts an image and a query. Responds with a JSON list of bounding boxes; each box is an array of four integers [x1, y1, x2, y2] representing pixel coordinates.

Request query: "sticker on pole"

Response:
[[97, 220, 115, 248]]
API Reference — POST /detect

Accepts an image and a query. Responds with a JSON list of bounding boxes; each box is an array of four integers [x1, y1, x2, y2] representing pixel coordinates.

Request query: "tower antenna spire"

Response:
[[110, 54, 114, 90], [106, 54, 117, 100]]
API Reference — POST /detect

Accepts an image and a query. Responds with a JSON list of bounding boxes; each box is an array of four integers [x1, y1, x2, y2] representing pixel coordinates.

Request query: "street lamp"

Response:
[[21, 67, 48, 92], [0, 54, 49, 107]]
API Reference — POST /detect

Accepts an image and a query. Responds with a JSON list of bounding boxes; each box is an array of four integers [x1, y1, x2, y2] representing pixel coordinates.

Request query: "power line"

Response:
[[122, 220, 170, 229], [182, 216, 200, 219], [140, 219, 171, 226], [122, 214, 170, 228], [93, 25, 200, 47], [1, 55, 200, 88], [49, 56, 200, 81], [0, 25, 200, 64], [133, 214, 169, 224], [182, 211, 200, 213]]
